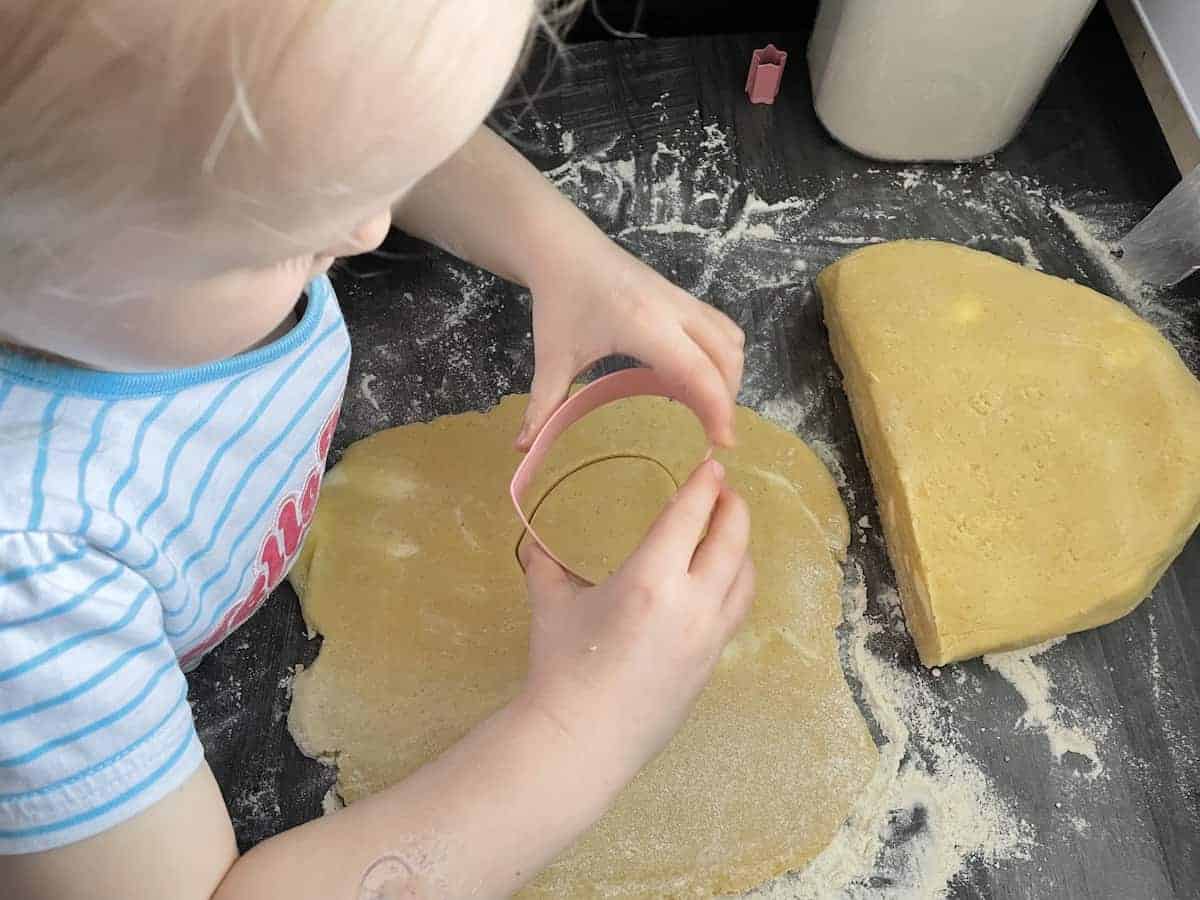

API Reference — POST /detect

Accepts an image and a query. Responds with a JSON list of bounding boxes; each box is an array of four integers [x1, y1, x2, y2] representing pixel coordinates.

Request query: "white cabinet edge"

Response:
[[1108, 0, 1200, 174]]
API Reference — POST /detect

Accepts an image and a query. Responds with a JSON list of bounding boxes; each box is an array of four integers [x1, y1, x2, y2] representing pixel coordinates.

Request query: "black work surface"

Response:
[[187, 17, 1200, 899]]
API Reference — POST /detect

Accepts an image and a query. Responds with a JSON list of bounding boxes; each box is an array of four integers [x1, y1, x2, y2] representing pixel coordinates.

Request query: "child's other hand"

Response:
[[517, 459, 754, 783], [517, 243, 745, 451]]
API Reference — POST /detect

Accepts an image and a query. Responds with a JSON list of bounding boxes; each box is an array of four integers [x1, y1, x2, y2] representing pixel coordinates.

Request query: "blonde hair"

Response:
[[0, 0, 583, 310]]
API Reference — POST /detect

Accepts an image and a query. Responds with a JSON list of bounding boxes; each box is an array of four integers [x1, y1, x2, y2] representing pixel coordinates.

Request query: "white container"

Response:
[[808, 0, 1099, 162]]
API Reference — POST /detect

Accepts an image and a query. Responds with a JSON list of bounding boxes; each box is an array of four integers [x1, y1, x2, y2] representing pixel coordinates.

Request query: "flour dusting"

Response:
[[750, 567, 1034, 899], [807, 440, 850, 497], [359, 373, 382, 413], [1142, 607, 1200, 812], [758, 395, 815, 435], [1010, 236, 1043, 271], [1051, 202, 1148, 304], [983, 639, 1107, 779], [322, 787, 344, 815]]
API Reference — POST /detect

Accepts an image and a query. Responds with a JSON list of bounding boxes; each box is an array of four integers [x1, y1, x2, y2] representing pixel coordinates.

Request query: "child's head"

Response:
[[0, 0, 560, 369]]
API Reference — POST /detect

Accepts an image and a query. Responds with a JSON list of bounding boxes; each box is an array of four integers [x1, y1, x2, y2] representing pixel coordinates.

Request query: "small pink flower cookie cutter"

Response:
[[511, 368, 700, 584], [746, 44, 788, 105]]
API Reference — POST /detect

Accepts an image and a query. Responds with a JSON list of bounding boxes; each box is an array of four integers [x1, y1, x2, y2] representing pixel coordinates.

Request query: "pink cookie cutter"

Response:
[[746, 44, 788, 105], [511, 368, 703, 584]]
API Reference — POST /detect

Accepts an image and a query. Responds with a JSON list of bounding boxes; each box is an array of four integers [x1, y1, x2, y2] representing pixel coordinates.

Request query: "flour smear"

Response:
[[983, 639, 1108, 780], [749, 567, 1034, 900]]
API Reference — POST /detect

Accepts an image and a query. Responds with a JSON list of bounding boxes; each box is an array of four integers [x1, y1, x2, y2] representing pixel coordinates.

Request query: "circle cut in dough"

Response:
[[518, 454, 678, 584]]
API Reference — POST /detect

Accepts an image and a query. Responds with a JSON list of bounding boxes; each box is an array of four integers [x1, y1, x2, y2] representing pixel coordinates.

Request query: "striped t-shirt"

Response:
[[0, 275, 350, 853]]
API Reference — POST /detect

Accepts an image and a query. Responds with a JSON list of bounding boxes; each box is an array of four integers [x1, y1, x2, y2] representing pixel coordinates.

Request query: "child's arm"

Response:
[[4, 763, 237, 900], [4, 461, 752, 900], [393, 126, 746, 450]]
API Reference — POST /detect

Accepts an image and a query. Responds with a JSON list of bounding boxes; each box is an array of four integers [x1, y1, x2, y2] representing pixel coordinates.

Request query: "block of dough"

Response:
[[818, 240, 1200, 666], [288, 393, 878, 897]]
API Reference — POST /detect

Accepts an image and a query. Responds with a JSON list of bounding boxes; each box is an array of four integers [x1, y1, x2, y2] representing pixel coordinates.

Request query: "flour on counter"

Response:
[[751, 568, 1034, 899], [758, 393, 818, 435], [807, 440, 851, 500], [983, 639, 1108, 779], [876, 586, 908, 639], [1009, 236, 1043, 271], [1051, 202, 1149, 305], [1142, 607, 1200, 815], [359, 374, 382, 413], [346, 261, 515, 429], [322, 787, 344, 815]]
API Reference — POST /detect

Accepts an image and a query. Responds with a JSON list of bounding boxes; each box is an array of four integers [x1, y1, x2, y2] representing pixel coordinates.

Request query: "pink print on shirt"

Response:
[[180, 406, 339, 666]]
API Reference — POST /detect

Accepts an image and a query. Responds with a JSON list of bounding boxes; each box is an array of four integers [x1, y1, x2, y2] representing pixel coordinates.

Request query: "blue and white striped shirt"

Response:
[[0, 276, 349, 853]]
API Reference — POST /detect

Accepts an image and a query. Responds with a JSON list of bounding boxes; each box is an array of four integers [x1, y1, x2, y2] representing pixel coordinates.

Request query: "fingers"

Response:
[[519, 537, 573, 597], [628, 330, 738, 448], [634, 459, 725, 567], [688, 487, 751, 590], [683, 313, 744, 405], [706, 304, 747, 351], [720, 555, 756, 636], [516, 358, 576, 451]]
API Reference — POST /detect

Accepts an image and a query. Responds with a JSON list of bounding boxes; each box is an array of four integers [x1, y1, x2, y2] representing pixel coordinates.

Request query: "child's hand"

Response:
[[517, 459, 754, 783], [518, 242, 745, 450]]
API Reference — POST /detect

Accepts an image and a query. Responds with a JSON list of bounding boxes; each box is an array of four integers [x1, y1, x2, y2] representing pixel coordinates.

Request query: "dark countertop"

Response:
[[188, 15, 1200, 898]]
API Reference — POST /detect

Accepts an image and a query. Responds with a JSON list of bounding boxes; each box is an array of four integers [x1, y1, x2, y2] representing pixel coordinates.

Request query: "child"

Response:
[[0, 2, 753, 897]]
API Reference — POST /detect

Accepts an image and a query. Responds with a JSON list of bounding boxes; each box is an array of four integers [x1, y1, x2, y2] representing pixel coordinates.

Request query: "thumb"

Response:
[[516, 361, 574, 451], [519, 536, 574, 598]]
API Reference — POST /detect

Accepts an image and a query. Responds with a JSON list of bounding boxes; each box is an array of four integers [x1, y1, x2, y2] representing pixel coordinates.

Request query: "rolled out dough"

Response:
[[819, 240, 1200, 666], [288, 393, 878, 897]]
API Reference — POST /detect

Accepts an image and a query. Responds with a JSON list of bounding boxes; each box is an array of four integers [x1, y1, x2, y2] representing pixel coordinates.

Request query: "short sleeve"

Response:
[[0, 532, 203, 854]]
